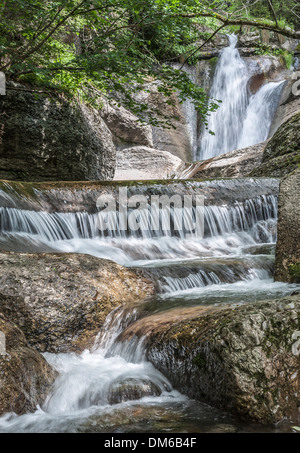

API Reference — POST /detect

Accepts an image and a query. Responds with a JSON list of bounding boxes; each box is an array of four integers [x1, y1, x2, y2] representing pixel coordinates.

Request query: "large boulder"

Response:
[[100, 102, 153, 149], [0, 85, 116, 181], [250, 112, 300, 177], [0, 313, 56, 416], [118, 296, 300, 424], [275, 168, 300, 283], [114, 146, 184, 180], [0, 252, 155, 353]]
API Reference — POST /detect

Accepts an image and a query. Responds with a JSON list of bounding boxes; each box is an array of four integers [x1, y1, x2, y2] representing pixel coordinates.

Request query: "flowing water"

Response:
[[0, 180, 299, 433], [198, 35, 284, 160]]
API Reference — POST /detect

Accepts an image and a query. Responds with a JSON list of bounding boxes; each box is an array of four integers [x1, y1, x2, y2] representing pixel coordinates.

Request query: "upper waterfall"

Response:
[[198, 35, 284, 161]]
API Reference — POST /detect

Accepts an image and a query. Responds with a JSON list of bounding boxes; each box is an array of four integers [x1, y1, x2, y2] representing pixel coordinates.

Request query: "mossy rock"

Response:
[[119, 296, 300, 424], [251, 112, 300, 177]]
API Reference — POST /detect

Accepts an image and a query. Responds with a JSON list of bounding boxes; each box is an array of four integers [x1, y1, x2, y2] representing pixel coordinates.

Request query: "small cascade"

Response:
[[151, 256, 274, 294], [198, 35, 284, 160], [0, 194, 277, 265], [36, 305, 175, 419]]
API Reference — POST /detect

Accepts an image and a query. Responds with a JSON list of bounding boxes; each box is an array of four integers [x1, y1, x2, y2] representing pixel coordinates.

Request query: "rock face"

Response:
[[119, 296, 300, 424], [269, 77, 300, 136], [0, 86, 116, 181], [251, 112, 300, 177], [135, 84, 194, 162], [0, 252, 155, 353], [180, 142, 266, 179], [114, 146, 184, 180], [0, 313, 56, 416], [275, 168, 300, 283], [100, 102, 153, 149]]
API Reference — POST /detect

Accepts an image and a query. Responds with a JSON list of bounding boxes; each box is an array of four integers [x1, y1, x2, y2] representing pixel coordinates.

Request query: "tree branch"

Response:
[[162, 11, 300, 40], [180, 24, 227, 69]]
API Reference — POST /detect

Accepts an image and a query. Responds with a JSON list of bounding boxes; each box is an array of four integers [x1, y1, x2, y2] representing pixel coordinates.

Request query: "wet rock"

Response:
[[181, 142, 266, 179], [248, 73, 267, 95], [0, 86, 116, 181], [251, 112, 300, 177], [108, 378, 162, 405], [275, 168, 300, 283], [114, 146, 184, 180], [242, 244, 276, 256], [119, 296, 300, 424], [0, 252, 155, 353], [0, 177, 280, 213], [0, 313, 56, 416]]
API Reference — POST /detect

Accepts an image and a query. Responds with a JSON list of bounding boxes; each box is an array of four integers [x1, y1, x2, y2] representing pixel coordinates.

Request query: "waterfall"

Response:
[[238, 80, 285, 149], [199, 35, 249, 160], [198, 35, 284, 160]]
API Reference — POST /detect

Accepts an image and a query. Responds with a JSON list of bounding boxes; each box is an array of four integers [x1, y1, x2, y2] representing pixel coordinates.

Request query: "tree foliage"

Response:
[[0, 0, 298, 126]]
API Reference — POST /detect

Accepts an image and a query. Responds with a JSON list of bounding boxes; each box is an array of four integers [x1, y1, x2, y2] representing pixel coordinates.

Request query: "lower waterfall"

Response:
[[0, 180, 298, 432]]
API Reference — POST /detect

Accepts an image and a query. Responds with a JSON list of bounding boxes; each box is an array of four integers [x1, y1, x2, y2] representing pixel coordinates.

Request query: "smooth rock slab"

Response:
[[114, 146, 184, 180], [180, 142, 266, 179], [118, 296, 300, 424], [0, 252, 155, 353], [0, 313, 56, 415]]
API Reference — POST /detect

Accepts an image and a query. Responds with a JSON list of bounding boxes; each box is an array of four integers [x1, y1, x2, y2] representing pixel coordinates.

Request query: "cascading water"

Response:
[[0, 180, 298, 432], [238, 80, 285, 149], [199, 35, 249, 160], [198, 35, 284, 160]]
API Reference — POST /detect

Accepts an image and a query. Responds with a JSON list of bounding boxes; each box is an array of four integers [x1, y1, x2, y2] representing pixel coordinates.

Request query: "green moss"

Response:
[[209, 57, 219, 68], [193, 352, 207, 369], [288, 263, 300, 283]]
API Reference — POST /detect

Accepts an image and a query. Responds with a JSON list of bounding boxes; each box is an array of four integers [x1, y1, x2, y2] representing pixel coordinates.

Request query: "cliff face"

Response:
[[0, 87, 116, 181]]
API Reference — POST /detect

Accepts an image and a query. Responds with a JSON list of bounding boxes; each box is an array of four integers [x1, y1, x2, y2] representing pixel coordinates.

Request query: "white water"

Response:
[[199, 35, 284, 160], [0, 188, 298, 432], [238, 80, 284, 149], [0, 194, 278, 265]]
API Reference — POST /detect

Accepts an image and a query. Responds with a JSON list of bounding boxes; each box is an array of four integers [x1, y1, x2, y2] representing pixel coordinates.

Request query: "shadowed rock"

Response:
[[0, 86, 116, 182], [0, 313, 57, 416]]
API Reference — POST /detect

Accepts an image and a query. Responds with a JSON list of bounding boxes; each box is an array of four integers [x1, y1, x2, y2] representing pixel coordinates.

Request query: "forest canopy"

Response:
[[0, 0, 299, 126]]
